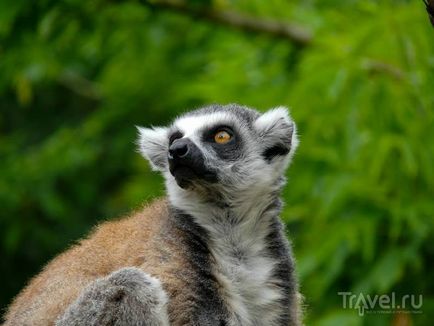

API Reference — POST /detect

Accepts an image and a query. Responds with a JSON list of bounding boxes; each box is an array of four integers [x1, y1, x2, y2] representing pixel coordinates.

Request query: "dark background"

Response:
[[1, 0, 433, 325]]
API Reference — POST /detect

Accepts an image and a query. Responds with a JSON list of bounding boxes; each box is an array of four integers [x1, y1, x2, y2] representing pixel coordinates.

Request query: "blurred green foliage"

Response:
[[1, 0, 433, 325]]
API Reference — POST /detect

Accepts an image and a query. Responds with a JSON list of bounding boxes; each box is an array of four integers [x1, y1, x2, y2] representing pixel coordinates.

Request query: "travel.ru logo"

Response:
[[338, 292, 423, 316]]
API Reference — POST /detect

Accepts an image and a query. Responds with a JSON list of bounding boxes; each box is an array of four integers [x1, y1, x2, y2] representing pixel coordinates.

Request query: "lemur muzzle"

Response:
[[168, 138, 217, 188]]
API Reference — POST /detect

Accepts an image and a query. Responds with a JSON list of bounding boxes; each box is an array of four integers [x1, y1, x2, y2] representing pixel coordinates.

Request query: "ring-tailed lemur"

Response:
[[3, 104, 302, 326]]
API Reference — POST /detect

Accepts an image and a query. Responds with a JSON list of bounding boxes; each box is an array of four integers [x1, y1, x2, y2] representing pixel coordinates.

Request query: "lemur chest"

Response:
[[211, 240, 285, 326]]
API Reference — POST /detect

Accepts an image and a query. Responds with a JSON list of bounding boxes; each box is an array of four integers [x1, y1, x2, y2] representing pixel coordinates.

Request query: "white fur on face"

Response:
[[173, 112, 234, 144], [137, 106, 298, 179], [165, 106, 299, 207]]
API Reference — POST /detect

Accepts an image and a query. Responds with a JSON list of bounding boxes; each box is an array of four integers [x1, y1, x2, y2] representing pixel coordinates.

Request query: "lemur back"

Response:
[[3, 104, 302, 326]]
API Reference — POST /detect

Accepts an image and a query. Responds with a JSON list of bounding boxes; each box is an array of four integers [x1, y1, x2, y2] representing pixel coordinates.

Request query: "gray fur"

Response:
[[56, 268, 169, 326], [60, 104, 302, 325], [139, 104, 302, 325]]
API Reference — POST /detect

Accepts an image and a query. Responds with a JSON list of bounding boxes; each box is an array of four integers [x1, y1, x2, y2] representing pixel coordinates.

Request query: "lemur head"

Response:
[[138, 104, 298, 205]]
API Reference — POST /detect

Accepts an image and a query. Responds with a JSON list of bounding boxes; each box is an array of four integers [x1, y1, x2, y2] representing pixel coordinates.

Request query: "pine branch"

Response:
[[143, 0, 313, 47]]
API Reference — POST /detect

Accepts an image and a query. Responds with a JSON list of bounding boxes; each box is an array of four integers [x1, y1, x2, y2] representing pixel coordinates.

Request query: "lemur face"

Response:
[[138, 104, 298, 195]]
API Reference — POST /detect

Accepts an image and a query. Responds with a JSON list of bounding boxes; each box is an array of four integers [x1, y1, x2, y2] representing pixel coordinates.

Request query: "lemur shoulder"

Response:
[[3, 104, 303, 326]]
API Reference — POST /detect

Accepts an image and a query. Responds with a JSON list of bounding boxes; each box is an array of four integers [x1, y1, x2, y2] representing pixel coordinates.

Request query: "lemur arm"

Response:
[[56, 267, 169, 326]]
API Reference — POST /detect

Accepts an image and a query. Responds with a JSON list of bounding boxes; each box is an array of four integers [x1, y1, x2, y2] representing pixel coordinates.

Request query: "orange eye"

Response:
[[214, 130, 232, 144]]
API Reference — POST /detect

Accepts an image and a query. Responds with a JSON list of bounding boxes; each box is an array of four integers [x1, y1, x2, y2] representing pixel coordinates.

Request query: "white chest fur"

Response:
[[167, 186, 289, 325], [208, 221, 285, 326]]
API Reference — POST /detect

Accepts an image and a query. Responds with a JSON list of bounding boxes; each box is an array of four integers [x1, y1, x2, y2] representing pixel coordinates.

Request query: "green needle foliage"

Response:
[[0, 1, 433, 325]]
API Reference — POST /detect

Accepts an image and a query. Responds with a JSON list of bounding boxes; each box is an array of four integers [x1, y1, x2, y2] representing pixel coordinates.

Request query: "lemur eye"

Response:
[[214, 130, 232, 144]]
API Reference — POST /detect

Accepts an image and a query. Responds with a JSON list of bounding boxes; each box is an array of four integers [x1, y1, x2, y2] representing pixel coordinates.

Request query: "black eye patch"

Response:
[[169, 130, 183, 145], [202, 125, 242, 161], [263, 145, 290, 162]]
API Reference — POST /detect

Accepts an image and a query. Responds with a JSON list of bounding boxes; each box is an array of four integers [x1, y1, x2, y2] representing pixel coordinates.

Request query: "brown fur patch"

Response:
[[3, 199, 198, 325]]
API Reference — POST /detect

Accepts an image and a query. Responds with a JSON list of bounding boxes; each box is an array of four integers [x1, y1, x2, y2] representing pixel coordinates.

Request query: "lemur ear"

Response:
[[254, 107, 298, 162], [136, 126, 169, 171]]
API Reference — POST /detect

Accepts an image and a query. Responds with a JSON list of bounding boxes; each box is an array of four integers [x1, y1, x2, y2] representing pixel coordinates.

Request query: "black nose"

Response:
[[169, 139, 189, 159]]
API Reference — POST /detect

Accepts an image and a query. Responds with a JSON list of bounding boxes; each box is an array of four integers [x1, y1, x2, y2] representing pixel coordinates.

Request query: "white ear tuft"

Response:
[[136, 126, 169, 171], [254, 107, 292, 133], [254, 106, 298, 159]]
